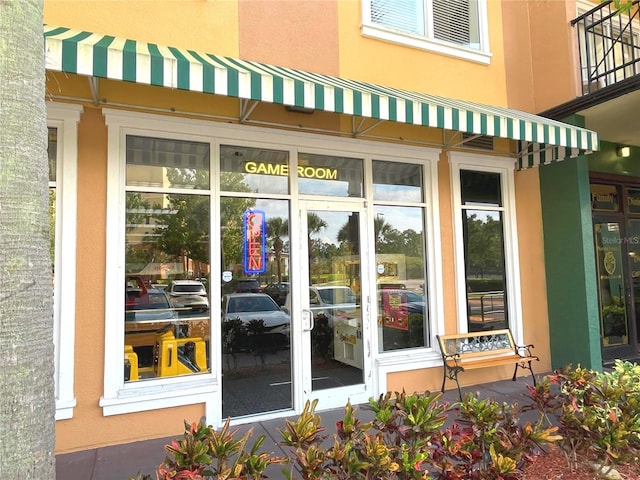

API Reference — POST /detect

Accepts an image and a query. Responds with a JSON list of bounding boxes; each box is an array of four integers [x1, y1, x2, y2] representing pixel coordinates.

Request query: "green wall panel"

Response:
[[539, 157, 602, 370]]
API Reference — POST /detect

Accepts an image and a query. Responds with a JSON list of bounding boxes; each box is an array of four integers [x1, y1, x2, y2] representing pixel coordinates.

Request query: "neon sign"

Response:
[[244, 161, 338, 179], [243, 209, 266, 274]]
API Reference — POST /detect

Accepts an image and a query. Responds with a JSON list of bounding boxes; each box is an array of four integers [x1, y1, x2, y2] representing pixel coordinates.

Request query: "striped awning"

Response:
[[44, 25, 599, 168]]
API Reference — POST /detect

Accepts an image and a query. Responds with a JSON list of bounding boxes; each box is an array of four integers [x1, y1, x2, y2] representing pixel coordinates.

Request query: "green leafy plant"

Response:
[[525, 362, 640, 475], [132, 389, 562, 480]]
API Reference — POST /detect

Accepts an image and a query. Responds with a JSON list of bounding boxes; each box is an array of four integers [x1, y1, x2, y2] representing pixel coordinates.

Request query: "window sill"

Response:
[[362, 24, 492, 65], [100, 377, 218, 416], [376, 349, 442, 370]]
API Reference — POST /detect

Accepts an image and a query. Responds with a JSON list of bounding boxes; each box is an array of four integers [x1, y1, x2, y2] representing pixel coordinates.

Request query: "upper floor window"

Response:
[[362, 0, 491, 64]]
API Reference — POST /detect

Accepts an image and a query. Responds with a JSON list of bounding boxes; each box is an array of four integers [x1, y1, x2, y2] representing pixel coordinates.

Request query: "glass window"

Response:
[[364, 0, 486, 54], [126, 136, 210, 189], [124, 137, 211, 382], [298, 153, 363, 197], [373, 160, 428, 352], [460, 170, 508, 332], [220, 197, 292, 417], [461, 169, 502, 206], [373, 160, 422, 202], [220, 145, 289, 195]]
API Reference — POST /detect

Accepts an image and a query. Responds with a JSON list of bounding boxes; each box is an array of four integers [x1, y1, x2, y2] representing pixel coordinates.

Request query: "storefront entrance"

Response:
[[591, 181, 640, 362], [220, 200, 372, 418]]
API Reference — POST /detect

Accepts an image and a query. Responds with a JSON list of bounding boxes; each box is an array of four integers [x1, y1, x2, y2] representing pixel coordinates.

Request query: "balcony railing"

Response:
[[572, 0, 640, 94]]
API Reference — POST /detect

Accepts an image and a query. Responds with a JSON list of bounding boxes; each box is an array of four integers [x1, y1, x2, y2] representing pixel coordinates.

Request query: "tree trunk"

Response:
[[0, 1, 56, 479]]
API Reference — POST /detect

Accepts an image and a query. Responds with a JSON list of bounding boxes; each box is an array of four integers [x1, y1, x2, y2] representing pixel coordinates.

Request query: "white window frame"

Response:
[[48, 102, 82, 420], [449, 152, 524, 343], [101, 110, 219, 416], [361, 0, 492, 64]]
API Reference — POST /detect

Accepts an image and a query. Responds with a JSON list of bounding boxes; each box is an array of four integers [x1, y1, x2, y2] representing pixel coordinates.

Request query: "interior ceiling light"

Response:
[[616, 145, 631, 157]]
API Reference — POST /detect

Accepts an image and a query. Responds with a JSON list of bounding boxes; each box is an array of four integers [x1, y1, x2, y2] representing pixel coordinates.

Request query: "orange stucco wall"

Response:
[[44, 0, 240, 56], [502, 0, 580, 113], [238, 0, 340, 75]]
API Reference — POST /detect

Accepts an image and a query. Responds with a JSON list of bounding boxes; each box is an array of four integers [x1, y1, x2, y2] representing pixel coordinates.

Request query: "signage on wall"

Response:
[[243, 209, 266, 274], [590, 184, 619, 212], [627, 189, 640, 214]]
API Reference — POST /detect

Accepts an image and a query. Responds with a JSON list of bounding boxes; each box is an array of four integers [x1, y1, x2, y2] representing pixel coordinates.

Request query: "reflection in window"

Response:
[[124, 136, 211, 382], [126, 135, 210, 189], [373, 160, 422, 202], [220, 145, 289, 195], [48, 128, 57, 270], [373, 161, 428, 352], [460, 170, 507, 332], [298, 153, 363, 197]]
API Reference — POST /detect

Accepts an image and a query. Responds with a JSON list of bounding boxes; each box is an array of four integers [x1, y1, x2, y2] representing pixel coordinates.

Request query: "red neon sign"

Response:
[[243, 209, 266, 274]]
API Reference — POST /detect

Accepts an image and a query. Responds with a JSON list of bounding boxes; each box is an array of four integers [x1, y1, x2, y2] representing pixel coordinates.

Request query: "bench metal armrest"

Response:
[[515, 344, 536, 358], [443, 352, 462, 367]]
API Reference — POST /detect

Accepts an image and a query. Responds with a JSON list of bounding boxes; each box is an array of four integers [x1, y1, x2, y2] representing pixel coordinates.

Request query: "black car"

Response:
[[234, 278, 262, 293], [263, 282, 290, 305]]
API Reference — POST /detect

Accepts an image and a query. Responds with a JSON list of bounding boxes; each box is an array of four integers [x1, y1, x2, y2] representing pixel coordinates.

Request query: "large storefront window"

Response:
[[124, 136, 211, 381], [373, 160, 429, 351], [459, 169, 508, 332]]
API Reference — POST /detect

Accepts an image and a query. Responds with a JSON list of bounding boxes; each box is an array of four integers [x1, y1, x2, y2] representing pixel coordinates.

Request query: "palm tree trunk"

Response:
[[0, 1, 56, 478]]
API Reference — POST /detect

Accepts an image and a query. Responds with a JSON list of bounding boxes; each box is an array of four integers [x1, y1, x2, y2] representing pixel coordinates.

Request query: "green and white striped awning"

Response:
[[44, 25, 599, 168]]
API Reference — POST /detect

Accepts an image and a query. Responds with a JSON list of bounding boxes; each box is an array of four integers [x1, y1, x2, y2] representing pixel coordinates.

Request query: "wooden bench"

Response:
[[436, 329, 538, 398]]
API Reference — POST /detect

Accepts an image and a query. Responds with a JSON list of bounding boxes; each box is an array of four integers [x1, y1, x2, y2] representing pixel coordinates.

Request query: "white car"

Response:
[[167, 280, 209, 314], [222, 293, 290, 339]]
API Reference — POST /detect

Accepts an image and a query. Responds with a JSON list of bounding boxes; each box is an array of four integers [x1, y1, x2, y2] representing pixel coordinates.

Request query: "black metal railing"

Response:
[[572, 0, 640, 94]]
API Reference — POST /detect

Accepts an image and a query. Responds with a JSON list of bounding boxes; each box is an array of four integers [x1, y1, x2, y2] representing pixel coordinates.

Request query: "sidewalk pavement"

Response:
[[56, 375, 545, 480]]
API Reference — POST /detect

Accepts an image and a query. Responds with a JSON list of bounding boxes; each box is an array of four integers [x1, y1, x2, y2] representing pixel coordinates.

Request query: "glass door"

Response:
[[297, 201, 371, 409], [593, 217, 637, 360]]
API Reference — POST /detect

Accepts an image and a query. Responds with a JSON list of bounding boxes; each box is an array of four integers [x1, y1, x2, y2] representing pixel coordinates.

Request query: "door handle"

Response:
[[302, 309, 314, 332]]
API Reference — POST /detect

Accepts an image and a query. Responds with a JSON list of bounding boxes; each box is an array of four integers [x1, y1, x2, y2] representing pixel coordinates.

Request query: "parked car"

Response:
[[283, 285, 358, 323], [167, 279, 209, 314], [263, 282, 290, 305], [234, 278, 262, 293], [125, 287, 177, 322], [221, 292, 291, 351]]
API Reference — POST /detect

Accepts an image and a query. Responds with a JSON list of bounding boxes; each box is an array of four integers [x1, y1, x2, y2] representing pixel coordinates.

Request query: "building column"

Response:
[[539, 157, 602, 370]]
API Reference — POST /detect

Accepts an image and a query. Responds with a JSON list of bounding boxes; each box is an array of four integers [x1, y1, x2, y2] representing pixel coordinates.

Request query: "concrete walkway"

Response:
[[56, 375, 544, 480]]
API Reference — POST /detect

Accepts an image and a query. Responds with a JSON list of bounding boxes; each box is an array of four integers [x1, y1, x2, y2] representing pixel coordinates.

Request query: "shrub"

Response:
[[525, 361, 640, 474], [138, 390, 559, 480]]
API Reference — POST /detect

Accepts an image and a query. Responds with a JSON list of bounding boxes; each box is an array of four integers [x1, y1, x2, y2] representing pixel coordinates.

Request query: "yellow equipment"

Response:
[[154, 330, 208, 377], [124, 345, 139, 381], [124, 330, 208, 380]]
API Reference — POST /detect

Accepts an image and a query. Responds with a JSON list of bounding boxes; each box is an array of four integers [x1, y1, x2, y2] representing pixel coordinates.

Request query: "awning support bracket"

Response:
[[239, 99, 259, 123], [88, 77, 100, 106], [352, 117, 385, 137]]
